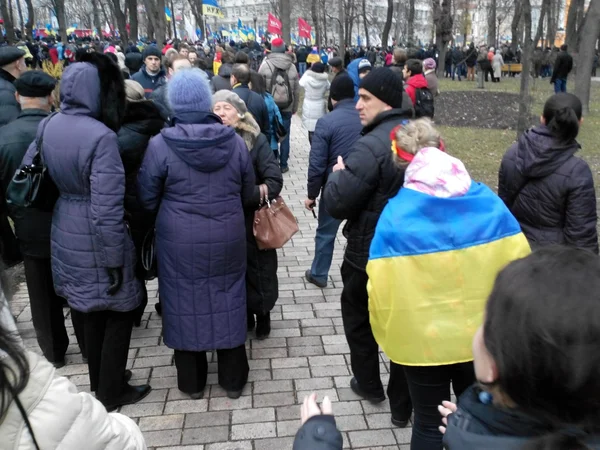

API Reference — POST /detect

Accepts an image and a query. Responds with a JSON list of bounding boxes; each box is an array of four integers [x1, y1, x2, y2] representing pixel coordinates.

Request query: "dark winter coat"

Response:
[[466, 48, 478, 67], [233, 84, 271, 144], [21, 62, 142, 313], [234, 115, 283, 315], [293, 415, 343, 450], [131, 65, 167, 98], [498, 125, 598, 253], [0, 69, 20, 126], [444, 385, 600, 449], [307, 99, 362, 200], [211, 63, 233, 93], [323, 108, 412, 270], [137, 112, 255, 352], [551, 50, 573, 82], [296, 47, 308, 63], [124, 52, 143, 74], [117, 100, 164, 254], [0, 109, 51, 258]]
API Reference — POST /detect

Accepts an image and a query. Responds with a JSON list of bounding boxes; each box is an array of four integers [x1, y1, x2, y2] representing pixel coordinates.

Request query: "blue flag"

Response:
[[238, 18, 243, 29]]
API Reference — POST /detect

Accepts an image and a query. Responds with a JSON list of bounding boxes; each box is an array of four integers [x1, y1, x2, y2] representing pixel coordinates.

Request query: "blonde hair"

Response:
[[393, 118, 441, 167], [125, 79, 145, 102]]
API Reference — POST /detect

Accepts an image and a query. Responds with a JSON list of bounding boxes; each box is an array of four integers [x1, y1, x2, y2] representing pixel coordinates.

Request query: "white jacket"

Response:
[[299, 70, 330, 132], [0, 351, 146, 450]]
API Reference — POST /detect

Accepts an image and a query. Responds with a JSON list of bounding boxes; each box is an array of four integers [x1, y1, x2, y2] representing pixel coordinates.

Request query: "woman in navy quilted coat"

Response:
[[138, 68, 255, 399], [20, 52, 149, 411]]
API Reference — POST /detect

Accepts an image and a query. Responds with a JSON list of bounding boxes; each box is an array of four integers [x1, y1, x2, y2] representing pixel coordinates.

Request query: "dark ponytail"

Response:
[[542, 93, 582, 143]]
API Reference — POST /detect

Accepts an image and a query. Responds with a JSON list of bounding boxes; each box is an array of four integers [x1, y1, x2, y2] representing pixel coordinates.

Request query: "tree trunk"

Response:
[[517, 0, 532, 137], [143, 0, 166, 49], [408, 0, 415, 44], [7, 0, 13, 28], [0, 0, 15, 43], [381, 0, 393, 48], [311, 0, 321, 47], [338, 0, 345, 61], [362, 0, 369, 47], [279, 0, 291, 41], [565, 0, 583, 51], [111, 0, 129, 42], [127, 0, 138, 42], [575, 0, 600, 115], [15, 0, 24, 34], [23, 0, 33, 37], [487, 0, 497, 47], [534, 0, 549, 47], [434, 0, 453, 75], [92, 0, 102, 37], [545, 0, 556, 47], [510, 0, 522, 52], [170, 0, 176, 39], [52, 0, 68, 43]]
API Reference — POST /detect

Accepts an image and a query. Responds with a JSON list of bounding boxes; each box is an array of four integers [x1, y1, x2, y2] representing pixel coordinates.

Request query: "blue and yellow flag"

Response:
[[367, 183, 530, 366]]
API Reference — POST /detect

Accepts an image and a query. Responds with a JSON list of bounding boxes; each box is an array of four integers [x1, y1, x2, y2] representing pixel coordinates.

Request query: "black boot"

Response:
[[101, 384, 152, 412], [247, 313, 256, 331], [255, 313, 271, 340]]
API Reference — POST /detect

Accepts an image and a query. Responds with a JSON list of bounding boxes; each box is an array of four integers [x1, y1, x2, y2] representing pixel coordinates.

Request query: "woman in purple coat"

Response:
[[138, 69, 255, 400], [21, 52, 149, 411]]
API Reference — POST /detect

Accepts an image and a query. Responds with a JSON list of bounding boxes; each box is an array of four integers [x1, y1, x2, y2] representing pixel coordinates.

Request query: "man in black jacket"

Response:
[[0, 71, 84, 368], [231, 63, 271, 144], [0, 46, 27, 268], [323, 67, 413, 427], [551, 44, 573, 93]]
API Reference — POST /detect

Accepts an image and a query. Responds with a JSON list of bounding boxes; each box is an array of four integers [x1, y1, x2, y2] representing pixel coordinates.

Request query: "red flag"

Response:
[[298, 18, 311, 39], [267, 13, 282, 35]]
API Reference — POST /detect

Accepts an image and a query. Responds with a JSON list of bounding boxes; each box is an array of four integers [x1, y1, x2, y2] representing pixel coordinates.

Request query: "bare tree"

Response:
[[310, 0, 321, 46], [187, 0, 204, 41], [280, 0, 291, 41], [15, 0, 24, 34], [534, 0, 549, 47], [545, 0, 558, 48], [509, 1, 522, 51], [434, 0, 453, 76], [407, 0, 414, 44], [0, 0, 15, 42], [338, 0, 345, 58], [110, 0, 129, 41], [575, 0, 600, 115], [127, 0, 138, 41], [92, 0, 102, 36], [381, 0, 393, 47], [487, 0, 496, 47], [49, 0, 68, 43], [565, 0, 584, 52], [23, 0, 33, 37], [143, 0, 166, 48], [361, 0, 369, 47], [516, 0, 532, 136]]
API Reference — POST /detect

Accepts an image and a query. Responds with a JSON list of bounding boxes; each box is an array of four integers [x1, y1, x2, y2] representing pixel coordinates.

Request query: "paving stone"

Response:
[[310, 365, 350, 377], [253, 380, 293, 394], [142, 429, 181, 447], [205, 443, 252, 450], [232, 407, 275, 424], [309, 355, 346, 366], [182, 426, 230, 445], [185, 411, 231, 428], [251, 347, 288, 359], [164, 399, 209, 414], [393, 427, 414, 444], [294, 377, 334, 391], [231, 422, 277, 440], [348, 429, 397, 448], [287, 336, 322, 347], [252, 437, 295, 450], [288, 345, 325, 357], [120, 402, 164, 418], [272, 368, 311, 380], [209, 396, 252, 411], [253, 392, 295, 408], [139, 414, 184, 431], [335, 414, 369, 431], [270, 357, 308, 369], [276, 420, 300, 437]]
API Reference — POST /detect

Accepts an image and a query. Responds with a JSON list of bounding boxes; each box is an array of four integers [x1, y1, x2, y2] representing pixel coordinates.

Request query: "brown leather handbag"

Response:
[[253, 184, 299, 250]]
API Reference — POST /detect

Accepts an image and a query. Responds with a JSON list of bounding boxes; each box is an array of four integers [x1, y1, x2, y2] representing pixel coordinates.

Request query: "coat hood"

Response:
[[160, 115, 239, 173], [233, 113, 260, 151], [406, 73, 428, 89], [60, 62, 102, 119], [444, 386, 600, 449], [264, 52, 294, 71], [122, 100, 165, 136], [218, 63, 233, 77], [301, 70, 330, 88], [515, 125, 580, 178]]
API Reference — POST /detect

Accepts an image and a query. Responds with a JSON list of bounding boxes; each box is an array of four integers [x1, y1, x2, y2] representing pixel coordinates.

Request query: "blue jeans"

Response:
[[452, 64, 462, 80], [299, 62, 307, 76], [279, 111, 293, 170], [554, 78, 567, 93], [309, 201, 342, 285]]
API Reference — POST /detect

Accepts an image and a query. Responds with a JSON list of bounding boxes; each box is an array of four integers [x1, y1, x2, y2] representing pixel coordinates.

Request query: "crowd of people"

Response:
[[0, 33, 599, 450]]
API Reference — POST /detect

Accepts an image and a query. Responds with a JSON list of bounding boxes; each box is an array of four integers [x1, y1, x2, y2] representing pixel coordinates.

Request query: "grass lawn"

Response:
[[437, 77, 600, 190]]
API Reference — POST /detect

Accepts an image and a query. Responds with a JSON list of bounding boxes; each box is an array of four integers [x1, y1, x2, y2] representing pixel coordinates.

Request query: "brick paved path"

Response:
[[10, 117, 411, 449]]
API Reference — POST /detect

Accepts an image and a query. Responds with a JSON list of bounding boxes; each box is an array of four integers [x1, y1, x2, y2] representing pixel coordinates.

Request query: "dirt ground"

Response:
[[435, 90, 536, 130]]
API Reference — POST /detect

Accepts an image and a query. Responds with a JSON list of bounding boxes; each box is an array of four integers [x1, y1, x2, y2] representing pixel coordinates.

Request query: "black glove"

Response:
[[106, 267, 123, 296]]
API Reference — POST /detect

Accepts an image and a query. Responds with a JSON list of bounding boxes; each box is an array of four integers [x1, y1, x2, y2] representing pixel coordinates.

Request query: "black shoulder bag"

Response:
[[6, 113, 59, 212]]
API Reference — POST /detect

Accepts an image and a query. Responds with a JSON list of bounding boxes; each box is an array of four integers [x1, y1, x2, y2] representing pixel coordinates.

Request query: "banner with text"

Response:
[[267, 13, 282, 35], [298, 18, 311, 39]]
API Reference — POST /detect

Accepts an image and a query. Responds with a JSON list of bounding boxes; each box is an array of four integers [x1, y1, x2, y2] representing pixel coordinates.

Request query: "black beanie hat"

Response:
[[330, 74, 355, 102], [358, 67, 404, 109], [142, 45, 162, 61]]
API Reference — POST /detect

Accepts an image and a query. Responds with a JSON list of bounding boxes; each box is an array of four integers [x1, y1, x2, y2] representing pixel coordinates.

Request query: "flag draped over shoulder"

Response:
[[367, 182, 531, 367]]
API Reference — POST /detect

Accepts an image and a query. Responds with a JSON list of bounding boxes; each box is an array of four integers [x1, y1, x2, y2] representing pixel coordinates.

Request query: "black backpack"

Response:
[[414, 88, 435, 118]]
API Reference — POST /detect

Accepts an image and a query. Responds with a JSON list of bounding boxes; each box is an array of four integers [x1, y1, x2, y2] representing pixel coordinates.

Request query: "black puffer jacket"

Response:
[[211, 63, 233, 93], [498, 125, 598, 253], [293, 415, 343, 450], [323, 108, 412, 270], [444, 385, 600, 449], [117, 101, 164, 249]]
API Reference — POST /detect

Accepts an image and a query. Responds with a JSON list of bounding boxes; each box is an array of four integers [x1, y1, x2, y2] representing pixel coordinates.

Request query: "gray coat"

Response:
[[258, 52, 300, 114]]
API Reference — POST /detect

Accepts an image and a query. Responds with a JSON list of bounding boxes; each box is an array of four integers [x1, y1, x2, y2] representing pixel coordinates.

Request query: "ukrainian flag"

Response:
[[367, 182, 530, 366]]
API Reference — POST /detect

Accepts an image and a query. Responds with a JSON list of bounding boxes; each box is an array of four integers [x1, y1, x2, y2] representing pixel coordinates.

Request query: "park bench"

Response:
[[502, 63, 523, 76]]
